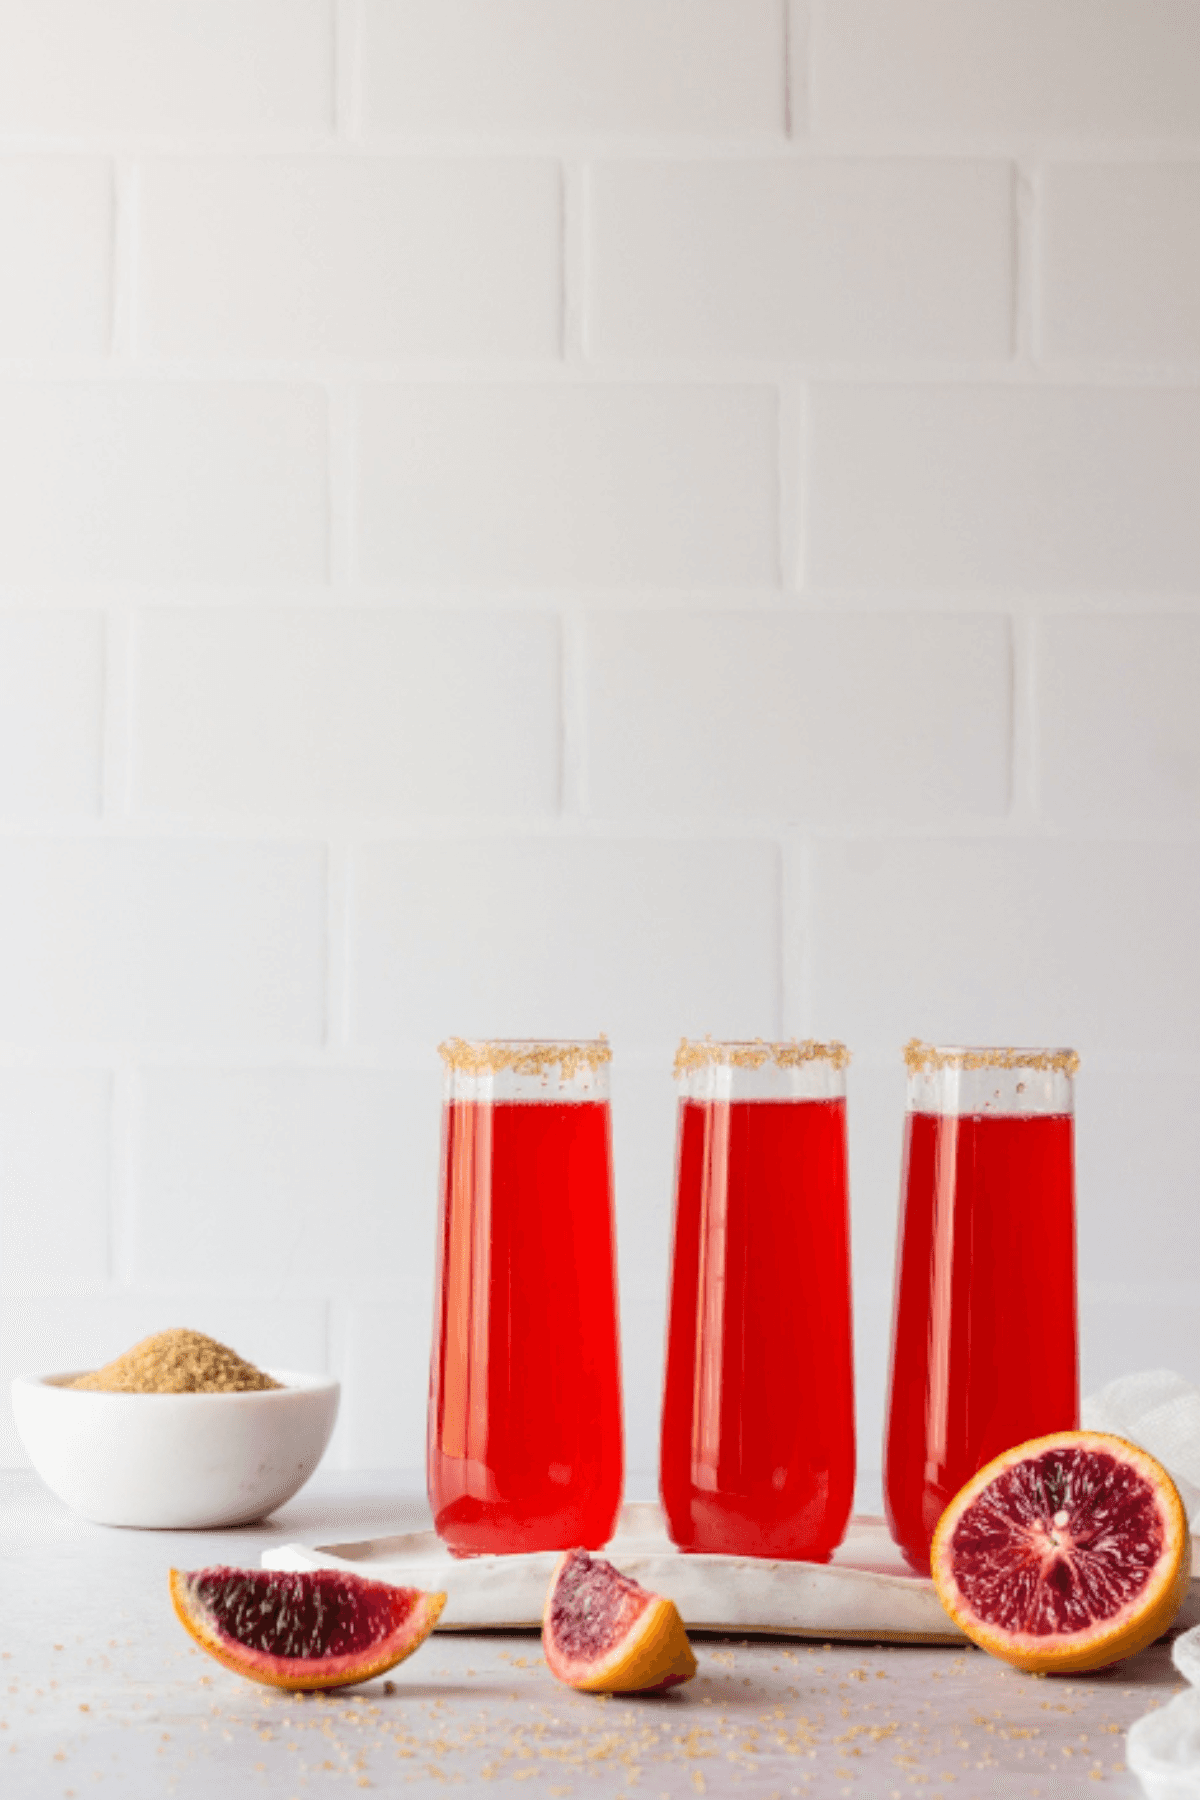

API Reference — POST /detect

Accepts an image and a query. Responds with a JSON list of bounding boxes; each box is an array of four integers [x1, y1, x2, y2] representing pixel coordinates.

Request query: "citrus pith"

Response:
[[170, 1566, 446, 1690], [543, 1548, 697, 1693], [931, 1430, 1190, 1673]]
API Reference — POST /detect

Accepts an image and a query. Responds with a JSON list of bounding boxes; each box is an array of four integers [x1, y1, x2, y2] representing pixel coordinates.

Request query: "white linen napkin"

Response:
[[1082, 1370, 1200, 1524], [1081, 1372, 1200, 1797], [1127, 1624, 1200, 1798]]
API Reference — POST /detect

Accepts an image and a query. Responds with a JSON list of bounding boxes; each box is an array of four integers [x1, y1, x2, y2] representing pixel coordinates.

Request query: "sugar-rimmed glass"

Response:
[[428, 1038, 623, 1555], [659, 1038, 856, 1561], [884, 1041, 1079, 1572]]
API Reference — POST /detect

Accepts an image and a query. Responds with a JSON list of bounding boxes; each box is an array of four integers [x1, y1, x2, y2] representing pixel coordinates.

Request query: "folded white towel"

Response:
[[1081, 1371, 1200, 1797], [1127, 1624, 1200, 1798], [1083, 1370, 1200, 1523]]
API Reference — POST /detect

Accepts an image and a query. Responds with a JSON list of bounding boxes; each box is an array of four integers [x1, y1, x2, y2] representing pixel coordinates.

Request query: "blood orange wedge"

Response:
[[169, 1566, 446, 1691], [543, 1548, 697, 1694], [931, 1430, 1191, 1674]]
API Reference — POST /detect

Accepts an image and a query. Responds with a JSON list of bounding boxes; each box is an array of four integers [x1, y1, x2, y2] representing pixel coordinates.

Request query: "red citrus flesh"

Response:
[[170, 1566, 446, 1690], [543, 1549, 697, 1694], [931, 1431, 1191, 1673]]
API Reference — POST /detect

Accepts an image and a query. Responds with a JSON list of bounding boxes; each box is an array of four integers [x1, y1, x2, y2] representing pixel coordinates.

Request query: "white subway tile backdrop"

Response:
[[0, 159, 112, 355], [588, 159, 1016, 362], [353, 384, 780, 587], [1041, 164, 1200, 365], [0, 0, 1196, 1487], [0, 385, 330, 583]]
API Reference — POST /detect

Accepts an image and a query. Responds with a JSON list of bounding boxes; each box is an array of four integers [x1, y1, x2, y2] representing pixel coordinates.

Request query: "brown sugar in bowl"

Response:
[[11, 1364, 339, 1529]]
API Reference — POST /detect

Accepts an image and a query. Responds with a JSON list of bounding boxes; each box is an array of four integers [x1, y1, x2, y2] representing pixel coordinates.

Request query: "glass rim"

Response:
[[903, 1039, 1079, 1077], [438, 1036, 612, 1077], [674, 1036, 851, 1078]]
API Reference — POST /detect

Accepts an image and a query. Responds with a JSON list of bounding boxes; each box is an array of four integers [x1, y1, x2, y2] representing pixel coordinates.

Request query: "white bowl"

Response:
[[11, 1369, 340, 1529]]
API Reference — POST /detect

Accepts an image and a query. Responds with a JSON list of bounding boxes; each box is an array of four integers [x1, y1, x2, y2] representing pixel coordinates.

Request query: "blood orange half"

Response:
[[170, 1566, 446, 1690], [931, 1430, 1191, 1673], [543, 1549, 697, 1694]]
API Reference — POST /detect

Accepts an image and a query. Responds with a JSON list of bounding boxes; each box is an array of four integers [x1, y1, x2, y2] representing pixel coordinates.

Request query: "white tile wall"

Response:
[[0, 842, 326, 1047], [811, 0, 1200, 143], [588, 160, 1015, 362], [3, 0, 1198, 1489], [0, 0, 333, 137], [329, 1298, 433, 1474], [0, 1072, 112, 1290], [132, 609, 561, 820], [354, 385, 779, 587], [0, 613, 104, 816], [583, 611, 1011, 823], [610, 1066, 683, 1495], [1077, 1069, 1200, 1290], [1038, 614, 1200, 824], [806, 385, 1200, 592], [1081, 1297, 1200, 1406], [348, 839, 782, 1054], [1042, 165, 1200, 365], [809, 840, 1200, 1057], [0, 160, 111, 356], [0, 385, 328, 584], [361, 0, 786, 140], [138, 160, 562, 361], [134, 1069, 438, 1297]]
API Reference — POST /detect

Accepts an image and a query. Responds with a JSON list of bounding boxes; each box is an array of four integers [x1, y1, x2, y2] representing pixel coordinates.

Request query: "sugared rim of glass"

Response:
[[903, 1038, 1080, 1077], [674, 1036, 851, 1078], [438, 1036, 612, 1077]]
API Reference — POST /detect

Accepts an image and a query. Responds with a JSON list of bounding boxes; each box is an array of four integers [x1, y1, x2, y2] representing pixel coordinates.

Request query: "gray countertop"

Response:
[[1, 1469, 1181, 1798]]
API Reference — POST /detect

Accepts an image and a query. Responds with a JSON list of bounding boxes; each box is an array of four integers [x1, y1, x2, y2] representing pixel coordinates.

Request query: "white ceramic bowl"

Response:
[[11, 1369, 340, 1529]]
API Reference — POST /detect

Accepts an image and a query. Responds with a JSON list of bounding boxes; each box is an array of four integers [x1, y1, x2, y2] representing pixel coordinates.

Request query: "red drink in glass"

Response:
[[660, 1040, 855, 1561], [428, 1039, 623, 1556], [885, 1043, 1079, 1573]]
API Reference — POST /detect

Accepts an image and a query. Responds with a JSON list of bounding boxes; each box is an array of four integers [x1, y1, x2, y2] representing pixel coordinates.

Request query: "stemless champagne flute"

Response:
[[885, 1042, 1079, 1573], [660, 1038, 856, 1561], [428, 1038, 623, 1556]]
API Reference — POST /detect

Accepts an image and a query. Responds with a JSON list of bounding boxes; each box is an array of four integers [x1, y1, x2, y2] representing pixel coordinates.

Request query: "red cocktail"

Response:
[[660, 1039, 855, 1560], [885, 1042, 1079, 1572], [428, 1039, 623, 1556]]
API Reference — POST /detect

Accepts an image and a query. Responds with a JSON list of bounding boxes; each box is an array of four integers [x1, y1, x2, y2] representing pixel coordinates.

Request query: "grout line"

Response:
[[0, 356, 1197, 389], [2, 127, 1200, 158], [0, 810, 1193, 847], [0, 118, 1200, 153], [2, 585, 1200, 616]]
